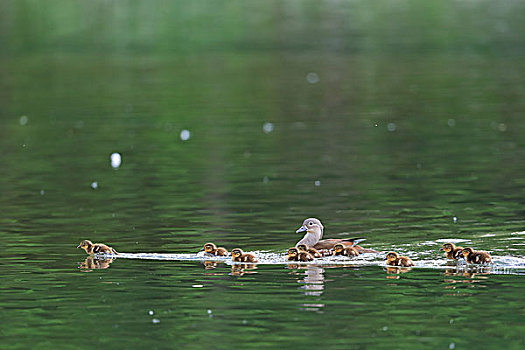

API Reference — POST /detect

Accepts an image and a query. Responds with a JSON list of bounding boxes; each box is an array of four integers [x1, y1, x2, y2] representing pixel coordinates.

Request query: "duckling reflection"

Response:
[[203, 261, 218, 270], [230, 263, 258, 276], [442, 266, 491, 290], [78, 256, 114, 271], [385, 266, 412, 278]]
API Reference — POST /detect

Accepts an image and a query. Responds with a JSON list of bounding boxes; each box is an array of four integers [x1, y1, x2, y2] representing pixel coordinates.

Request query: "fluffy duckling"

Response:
[[287, 247, 314, 262], [440, 243, 464, 260], [333, 243, 359, 257], [462, 247, 492, 264], [385, 251, 414, 267], [77, 240, 118, 255], [296, 244, 322, 258], [231, 248, 258, 263], [202, 242, 228, 256]]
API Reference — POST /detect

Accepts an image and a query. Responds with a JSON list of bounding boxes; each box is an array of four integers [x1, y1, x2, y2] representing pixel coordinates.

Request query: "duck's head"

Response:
[[296, 244, 308, 251], [203, 242, 217, 253], [296, 218, 324, 235], [334, 243, 345, 254], [441, 243, 456, 252], [462, 247, 474, 257], [288, 247, 299, 258], [386, 251, 400, 262], [231, 248, 244, 258], [77, 240, 93, 249]]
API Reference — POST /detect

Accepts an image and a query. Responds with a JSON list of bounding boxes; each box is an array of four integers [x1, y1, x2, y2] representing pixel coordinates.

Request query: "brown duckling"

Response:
[[231, 248, 258, 263], [202, 242, 228, 256], [287, 247, 314, 262], [462, 247, 492, 264], [440, 243, 464, 260], [386, 251, 414, 267], [296, 244, 322, 258], [77, 240, 118, 255], [295, 218, 378, 253], [333, 243, 359, 257]]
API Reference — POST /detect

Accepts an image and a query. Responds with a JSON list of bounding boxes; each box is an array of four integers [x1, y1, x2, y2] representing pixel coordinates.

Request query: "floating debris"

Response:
[[90, 181, 98, 189], [110, 153, 122, 169], [306, 72, 319, 84], [263, 122, 274, 134], [19, 115, 28, 126], [314, 180, 321, 187], [180, 129, 191, 141], [387, 123, 396, 132], [448, 118, 456, 127], [152, 318, 160, 324], [148, 310, 154, 315]]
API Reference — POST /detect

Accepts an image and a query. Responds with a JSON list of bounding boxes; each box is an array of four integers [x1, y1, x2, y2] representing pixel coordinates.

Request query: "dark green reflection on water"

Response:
[[2, 0, 525, 349]]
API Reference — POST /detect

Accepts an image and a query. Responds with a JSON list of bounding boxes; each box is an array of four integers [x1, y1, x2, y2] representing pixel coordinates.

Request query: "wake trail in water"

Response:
[[98, 251, 525, 274]]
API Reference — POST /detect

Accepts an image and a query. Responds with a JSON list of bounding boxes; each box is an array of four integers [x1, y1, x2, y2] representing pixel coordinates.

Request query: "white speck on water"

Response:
[[449, 342, 455, 349], [374, 123, 378, 127], [91, 181, 98, 189], [263, 122, 274, 134], [148, 310, 154, 315], [453, 216, 457, 223], [19, 115, 28, 126], [242, 320, 248, 324], [180, 129, 191, 141], [416, 163, 422, 169], [110, 152, 122, 168], [152, 318, 160, 324], [243, 151, 251, 158], [263, 176, 269, 183], [387, 123, 396, 132], [40, 190, 45, 195], [192, 284, 204, 288], [207, 309, 212, 314], [498, 123, 507, 132], [306, 72, 319, 84], [449, 319, 454, 324], [314, 180, 321, 187], [447, 118, 456, 127], [382, 326, 388, 331]]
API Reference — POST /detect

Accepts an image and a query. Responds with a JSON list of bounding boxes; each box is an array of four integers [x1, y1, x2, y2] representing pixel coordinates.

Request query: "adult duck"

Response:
[[295, 218, 377, 253]]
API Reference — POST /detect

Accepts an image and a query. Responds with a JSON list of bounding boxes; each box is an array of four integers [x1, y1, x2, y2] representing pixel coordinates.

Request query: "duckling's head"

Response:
[[386, 252, 400, 261], [334, 243, 345, 254], [462, 247, 474, 257], [77, 240, 93, 249], [441, 243, 456, 252], [231, 248, 244, 258], [296, 218, 324, 235], [296, 244, 308, 251], [288, 247, 299, 258], [203, 243, 217, 253]]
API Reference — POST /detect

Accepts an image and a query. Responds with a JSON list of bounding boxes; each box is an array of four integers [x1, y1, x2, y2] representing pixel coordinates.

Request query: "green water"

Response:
[[2, 1, 525, 349]]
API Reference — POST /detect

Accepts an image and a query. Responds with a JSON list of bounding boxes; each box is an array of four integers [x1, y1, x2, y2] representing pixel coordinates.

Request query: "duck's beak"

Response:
[[296, 225, 307, 233], [77, 245, 81, 248]]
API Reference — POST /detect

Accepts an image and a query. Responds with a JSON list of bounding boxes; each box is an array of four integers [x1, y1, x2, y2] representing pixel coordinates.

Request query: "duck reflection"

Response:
[[385, 266, 413, 279], [78, 256, 115, 271], [230, 263, 258, 276], [287, 264, 326, 297], [442, 266, 491, 291]]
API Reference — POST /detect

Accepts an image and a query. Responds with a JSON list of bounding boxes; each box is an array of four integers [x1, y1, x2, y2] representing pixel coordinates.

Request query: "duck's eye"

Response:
[[308, 222, 313, 226]]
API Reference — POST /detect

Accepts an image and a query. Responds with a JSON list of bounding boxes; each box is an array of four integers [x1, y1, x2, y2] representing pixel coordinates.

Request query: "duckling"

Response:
[[202, 242, 228, 256], [333, 243, 359, 257], [77, 240, 118, 255], [462, 247, 492, 264], [287, 247, 314, 262], [385, 251, 414, 267], [296, 244, 322, 258], [231, 248, 258, 263], [440, 243, 464, 260]]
